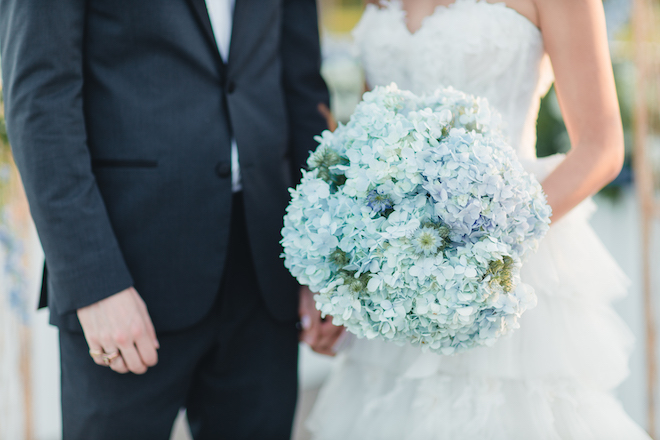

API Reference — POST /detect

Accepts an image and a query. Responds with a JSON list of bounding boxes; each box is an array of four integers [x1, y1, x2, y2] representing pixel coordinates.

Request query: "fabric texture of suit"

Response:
[[1, 0, 328, 438], [59, 194, 301, 440], [0, 0, 329, 332]]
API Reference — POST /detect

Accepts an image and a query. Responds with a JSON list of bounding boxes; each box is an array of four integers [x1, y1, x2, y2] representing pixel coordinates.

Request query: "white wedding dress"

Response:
[[306, 1, 651, 439]]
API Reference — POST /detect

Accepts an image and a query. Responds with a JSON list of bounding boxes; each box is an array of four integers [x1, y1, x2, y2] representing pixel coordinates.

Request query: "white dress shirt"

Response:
[[205, 0, 241, 192]]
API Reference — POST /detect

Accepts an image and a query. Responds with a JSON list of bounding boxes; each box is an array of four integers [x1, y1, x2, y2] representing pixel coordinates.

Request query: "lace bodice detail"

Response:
[[352, 0, 554, 160]]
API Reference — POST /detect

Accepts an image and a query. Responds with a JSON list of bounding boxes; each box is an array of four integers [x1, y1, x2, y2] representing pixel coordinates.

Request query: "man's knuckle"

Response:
[[113, 331, 128, 345], [130, 323, 143, 339], [99, 332, 113, 346]]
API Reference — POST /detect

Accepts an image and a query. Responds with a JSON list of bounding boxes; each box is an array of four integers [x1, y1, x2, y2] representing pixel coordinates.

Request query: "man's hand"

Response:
[[298, 285, 345, 356], [77, 287, 160, 374]]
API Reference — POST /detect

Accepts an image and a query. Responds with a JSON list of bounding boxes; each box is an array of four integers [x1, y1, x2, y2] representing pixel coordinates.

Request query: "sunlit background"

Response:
[[2, 1, 660, 439]]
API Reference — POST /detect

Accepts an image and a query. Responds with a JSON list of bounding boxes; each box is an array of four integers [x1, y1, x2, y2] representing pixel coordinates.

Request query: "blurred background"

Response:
[[2, 0, 660, 439]]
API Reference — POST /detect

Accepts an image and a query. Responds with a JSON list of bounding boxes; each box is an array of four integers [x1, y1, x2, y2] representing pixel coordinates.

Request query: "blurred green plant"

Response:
[[535, 86, 568, 159], [535, 61, 634, 201], [0, 90, 7, 147], [0, 89, 14, 207], [333, 0, 362, 6], [0, 88, 31, 322]]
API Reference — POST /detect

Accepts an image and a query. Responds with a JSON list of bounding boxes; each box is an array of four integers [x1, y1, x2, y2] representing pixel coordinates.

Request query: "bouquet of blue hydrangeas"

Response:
[[281, 84, 551, 355]]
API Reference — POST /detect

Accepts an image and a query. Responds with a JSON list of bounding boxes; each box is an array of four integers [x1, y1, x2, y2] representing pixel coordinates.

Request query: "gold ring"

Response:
[[89, 349, 104, 358], [102, 351, 120, 366]]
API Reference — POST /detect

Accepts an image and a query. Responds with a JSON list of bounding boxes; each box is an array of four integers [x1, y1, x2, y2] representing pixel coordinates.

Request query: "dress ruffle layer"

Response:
[[308, 369, 648, 440], [307, 156, 650, 439]]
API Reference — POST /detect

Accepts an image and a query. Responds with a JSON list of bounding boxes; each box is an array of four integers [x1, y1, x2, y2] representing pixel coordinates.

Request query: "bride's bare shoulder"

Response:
[[364, 0, 385, 8], [533, 0, 606, 31], [533, 0, 601, 13], [495, 0, 540, 28]]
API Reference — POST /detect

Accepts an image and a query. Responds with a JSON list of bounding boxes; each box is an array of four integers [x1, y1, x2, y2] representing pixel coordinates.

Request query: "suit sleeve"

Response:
[[0, 0, 134, 314], [280, 0, 331, 181]]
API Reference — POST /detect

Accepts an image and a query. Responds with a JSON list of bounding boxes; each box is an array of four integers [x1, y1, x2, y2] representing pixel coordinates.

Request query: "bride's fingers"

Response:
[[311, 321, 345, 356], [301, 319, 320, 347], [331, 329, 350, 354], [300, 312, 322, 347]]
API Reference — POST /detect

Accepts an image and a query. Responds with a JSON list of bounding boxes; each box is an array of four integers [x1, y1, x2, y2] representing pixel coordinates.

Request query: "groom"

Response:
[[0, 0, 342, 438]]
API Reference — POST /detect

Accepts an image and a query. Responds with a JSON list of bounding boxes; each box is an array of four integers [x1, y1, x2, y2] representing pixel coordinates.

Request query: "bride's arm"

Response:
[[535, 0, 624, 223]]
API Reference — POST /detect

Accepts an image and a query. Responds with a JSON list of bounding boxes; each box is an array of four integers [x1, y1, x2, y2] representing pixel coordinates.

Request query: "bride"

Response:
[[303, 0, 651, 438]]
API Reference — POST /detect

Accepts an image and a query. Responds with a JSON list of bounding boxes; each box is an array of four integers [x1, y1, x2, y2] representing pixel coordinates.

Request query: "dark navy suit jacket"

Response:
[[0, 0, 329, 331]]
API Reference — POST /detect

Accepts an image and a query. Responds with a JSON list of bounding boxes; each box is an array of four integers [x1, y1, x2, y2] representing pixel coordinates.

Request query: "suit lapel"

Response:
[[228, 0, 276, 72], [227, 0, 248, 66], [186, 0, 225, 69]]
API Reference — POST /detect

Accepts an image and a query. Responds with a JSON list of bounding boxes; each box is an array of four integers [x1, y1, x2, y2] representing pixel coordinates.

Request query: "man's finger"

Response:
[[117, 343, 148, 375], [135, 293, 159, 349], [87, 343, 106, 366], [99, 337, 128, 373], [135, 333, 159, 367], [109, 355, 129, 374]]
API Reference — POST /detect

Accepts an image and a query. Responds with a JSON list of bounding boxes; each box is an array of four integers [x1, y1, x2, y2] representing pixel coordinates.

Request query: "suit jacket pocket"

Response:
[[92, 159, 158, 168]]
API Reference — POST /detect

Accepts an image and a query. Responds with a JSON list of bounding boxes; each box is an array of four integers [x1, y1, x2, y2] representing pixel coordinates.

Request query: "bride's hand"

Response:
[[298, 285, 345, 356]]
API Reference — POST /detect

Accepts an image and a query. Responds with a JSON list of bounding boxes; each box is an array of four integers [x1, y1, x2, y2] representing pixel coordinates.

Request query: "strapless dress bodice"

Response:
[[352, 0, 554, 160]]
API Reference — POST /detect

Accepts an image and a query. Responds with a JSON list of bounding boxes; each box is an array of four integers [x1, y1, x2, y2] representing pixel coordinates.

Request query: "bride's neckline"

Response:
[[377, 0, 541, 36]]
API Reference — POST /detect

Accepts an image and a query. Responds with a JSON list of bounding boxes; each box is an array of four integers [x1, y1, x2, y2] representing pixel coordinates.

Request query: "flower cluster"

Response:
[[281, 84, 551, 355]]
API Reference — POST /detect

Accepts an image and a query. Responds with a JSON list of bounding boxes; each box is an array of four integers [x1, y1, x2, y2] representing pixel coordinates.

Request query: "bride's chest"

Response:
[[353, 1, 545, 94]]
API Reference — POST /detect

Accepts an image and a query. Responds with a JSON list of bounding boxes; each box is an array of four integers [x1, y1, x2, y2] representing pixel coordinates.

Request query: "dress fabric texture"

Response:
[[307, 1, 651, 439]]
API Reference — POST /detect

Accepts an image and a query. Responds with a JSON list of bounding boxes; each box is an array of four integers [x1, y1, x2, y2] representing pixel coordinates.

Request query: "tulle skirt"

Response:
[[306, 155, 651, 439]]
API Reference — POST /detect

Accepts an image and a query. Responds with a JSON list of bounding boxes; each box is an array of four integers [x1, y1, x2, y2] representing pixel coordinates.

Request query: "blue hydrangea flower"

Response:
[[366, 188, 393, 215], [281, 84, 551, 355]]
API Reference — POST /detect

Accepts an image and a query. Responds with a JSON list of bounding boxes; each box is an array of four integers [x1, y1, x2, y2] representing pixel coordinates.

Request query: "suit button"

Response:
[[215, 162, 231, 178], [227, 81, 236, 94]]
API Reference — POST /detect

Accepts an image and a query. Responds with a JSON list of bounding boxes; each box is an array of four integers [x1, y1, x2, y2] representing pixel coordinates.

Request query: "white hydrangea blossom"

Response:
[[281, 84, 551, 355]]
